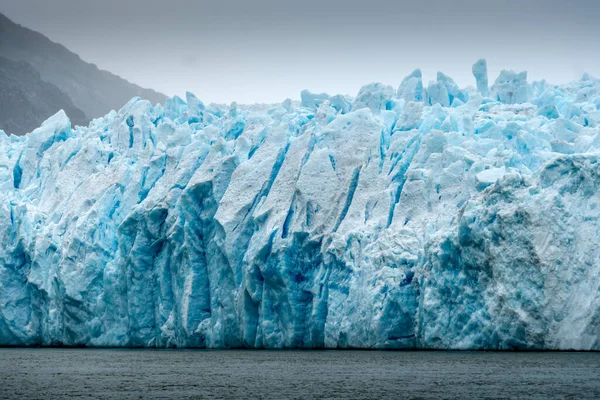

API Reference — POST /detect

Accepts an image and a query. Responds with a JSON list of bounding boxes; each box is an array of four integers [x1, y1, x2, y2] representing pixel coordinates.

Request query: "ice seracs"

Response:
[[472, 58, 489, 96], [397, 69, 424, 102], [1, 60, 600, 350]]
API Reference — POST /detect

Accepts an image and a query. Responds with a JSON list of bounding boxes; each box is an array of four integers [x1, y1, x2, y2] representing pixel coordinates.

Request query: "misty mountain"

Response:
[[0, 12, 167, 134], [0, 57, 87, 135]]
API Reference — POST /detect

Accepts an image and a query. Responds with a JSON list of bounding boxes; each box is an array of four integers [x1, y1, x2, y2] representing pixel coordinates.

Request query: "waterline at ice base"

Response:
[[1, 60, 600, 350]]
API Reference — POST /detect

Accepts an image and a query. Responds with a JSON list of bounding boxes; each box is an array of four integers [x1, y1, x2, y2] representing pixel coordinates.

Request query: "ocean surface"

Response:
[[0, 349, 598, 399]]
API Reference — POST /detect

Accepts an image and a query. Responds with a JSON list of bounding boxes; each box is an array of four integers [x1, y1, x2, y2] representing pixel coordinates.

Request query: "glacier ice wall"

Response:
[[1, 61, 600, 349]]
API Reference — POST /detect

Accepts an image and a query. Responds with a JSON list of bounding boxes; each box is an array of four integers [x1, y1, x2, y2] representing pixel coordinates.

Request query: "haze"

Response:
[[1, 0, 599, 104]]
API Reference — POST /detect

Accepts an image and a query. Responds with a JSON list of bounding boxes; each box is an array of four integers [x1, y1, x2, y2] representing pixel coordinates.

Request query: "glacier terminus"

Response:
[[1, 60, 600, 350]]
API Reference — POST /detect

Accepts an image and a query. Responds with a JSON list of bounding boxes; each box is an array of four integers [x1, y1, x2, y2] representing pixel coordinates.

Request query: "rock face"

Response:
[[1, 62, 600, 350], [0, 57, 87, 135], [0, 12, 166, 134]]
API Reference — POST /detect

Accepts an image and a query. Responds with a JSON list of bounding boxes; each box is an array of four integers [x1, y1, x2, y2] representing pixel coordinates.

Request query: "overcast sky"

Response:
[[1, 0, 599, 104]]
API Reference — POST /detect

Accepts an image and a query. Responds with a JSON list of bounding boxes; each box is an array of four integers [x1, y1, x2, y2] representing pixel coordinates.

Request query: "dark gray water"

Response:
[[0, 349, 598, 399]]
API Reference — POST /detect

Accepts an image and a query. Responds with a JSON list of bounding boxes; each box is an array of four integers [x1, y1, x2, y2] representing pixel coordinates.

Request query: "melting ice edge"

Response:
[[1, 60, 600, 350]]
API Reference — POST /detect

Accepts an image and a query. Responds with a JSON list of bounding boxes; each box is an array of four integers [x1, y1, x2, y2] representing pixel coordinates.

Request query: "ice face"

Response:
[[1, 61, 600, 349]]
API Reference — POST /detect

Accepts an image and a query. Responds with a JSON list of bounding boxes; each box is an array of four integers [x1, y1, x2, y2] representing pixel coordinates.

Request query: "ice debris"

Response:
[[1, 60, 600, 349]]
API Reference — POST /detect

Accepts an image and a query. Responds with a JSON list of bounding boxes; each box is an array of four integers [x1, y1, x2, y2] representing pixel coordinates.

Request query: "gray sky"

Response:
[[1, 0, 599, 104]]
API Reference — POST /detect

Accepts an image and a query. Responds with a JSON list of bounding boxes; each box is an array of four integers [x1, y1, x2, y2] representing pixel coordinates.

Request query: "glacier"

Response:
[[1, 60, 600, 350]]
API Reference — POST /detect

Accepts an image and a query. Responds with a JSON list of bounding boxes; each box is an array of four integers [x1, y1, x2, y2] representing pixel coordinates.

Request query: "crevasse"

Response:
[[1, 60, 600, 349]]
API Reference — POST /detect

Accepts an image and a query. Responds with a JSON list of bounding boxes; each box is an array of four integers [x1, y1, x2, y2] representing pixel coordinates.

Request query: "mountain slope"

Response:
[[0, 12, 167, 126], [0, 57, 87, 135]]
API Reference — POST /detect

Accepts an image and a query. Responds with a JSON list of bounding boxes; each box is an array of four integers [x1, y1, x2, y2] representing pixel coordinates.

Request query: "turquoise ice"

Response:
[[1, 60, 600, 349]]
